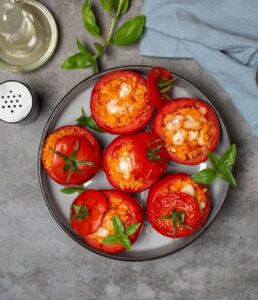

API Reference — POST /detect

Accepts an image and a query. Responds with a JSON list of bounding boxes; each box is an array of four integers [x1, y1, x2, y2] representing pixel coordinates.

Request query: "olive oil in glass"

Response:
[[0, 0, 58, 72]]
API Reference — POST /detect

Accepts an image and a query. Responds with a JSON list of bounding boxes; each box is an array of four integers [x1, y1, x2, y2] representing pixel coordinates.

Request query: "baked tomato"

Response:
[[103, 132, 169, 193], [147, 173, 211, 237], [147, 66, 174, 110], [41, 125, 102, 186], [84, 190, 144, 253], [70, 190, 108, 235], [153, 98, 220, 165], [91, 70, 154, 134]]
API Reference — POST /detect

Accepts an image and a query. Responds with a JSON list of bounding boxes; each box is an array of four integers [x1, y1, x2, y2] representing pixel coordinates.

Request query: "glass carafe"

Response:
[[0, 0, 58, 72]]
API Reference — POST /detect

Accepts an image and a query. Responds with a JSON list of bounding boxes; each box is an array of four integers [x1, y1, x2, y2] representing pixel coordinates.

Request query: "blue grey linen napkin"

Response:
[[140, 0, 258, 137]]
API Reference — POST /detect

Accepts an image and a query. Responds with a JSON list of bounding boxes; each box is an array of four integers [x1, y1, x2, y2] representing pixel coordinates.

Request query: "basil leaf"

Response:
[[76, 108, 104, 133], [94, 42, 104, 58], [82, 0, 100, 37], [125, 223, 141, 236], [61, 53, 92, 69], [218, 144, 236, 169], [103, 235, 118, 244], [112, 0, 129, 16], [208, 152, 219, 170], [100, 0, 111, 14], [86, 115, 103, 132], [60, 186, 85, 194], [118, 234, 131, 250], [112, 214, 124, 235], [76, 38, 92, 57], [191, 168, 217, 184], [113, 15, 146, 46], [218, 166, 237, 187]]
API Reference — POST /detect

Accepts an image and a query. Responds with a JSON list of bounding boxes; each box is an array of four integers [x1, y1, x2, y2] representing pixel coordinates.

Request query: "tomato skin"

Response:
[[147, 66, 173, 110], [152, 98, 220, 165], [148, 192, 201, 238], [147, 173, 211, 236], [84, 190, 144, 254], [41, 125, 102, 186], [103, 133, 169, 193], [70, 190, 109, 235], [90, 70, 154, 134]]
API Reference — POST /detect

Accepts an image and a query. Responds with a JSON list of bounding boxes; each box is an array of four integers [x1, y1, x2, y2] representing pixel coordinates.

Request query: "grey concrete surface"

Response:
[[1, 1, 258, 299]]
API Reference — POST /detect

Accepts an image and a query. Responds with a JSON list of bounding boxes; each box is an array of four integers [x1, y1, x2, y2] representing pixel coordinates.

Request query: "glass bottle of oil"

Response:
[[0, 0, 58, 73]]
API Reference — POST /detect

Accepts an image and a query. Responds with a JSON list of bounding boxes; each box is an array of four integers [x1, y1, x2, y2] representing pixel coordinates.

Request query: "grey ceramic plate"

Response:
[[38, 65, 230, 261]]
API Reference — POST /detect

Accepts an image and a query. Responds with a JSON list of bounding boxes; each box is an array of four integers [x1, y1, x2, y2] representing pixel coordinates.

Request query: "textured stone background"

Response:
[[1, 1, 258, 299]]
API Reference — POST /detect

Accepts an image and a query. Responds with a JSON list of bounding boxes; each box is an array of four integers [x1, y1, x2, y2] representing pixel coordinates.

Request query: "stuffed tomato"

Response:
[[103, 132, 169, 193], [147, 173, 211, 238], [147, 66, 174, 110], [153, 98, 220, 165], [41, 125, 102, 186], [91, 70, 154, 134], [79, 190, 144, 254]]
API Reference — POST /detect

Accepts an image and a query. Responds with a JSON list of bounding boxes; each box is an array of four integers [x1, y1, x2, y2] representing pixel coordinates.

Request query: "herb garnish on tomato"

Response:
[[103, 215, 141, 250], [83, 190, 144, 253], [41, 125, 102, 186]]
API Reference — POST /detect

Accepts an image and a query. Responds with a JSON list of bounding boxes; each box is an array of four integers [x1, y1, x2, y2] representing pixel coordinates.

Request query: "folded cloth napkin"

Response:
[[140, 0, 258, 137]]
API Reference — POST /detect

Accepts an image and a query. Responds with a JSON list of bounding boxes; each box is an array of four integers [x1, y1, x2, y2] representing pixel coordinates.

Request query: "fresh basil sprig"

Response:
[[60, 185, 86, 194], [76, 108, 103, 133], [192, 144, 237, 187], [103, 215, 141, 250], [62, 0, 146, 74]]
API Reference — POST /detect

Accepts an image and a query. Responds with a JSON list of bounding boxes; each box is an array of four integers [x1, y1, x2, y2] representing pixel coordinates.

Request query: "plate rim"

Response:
[[38, 65, 231, 261]]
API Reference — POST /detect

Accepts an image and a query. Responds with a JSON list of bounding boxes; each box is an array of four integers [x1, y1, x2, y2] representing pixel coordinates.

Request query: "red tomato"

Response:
[[147, 66, 174, 110], [70, 190, 109, 235], [84, 190, 144, 254], [41, 125, 102, 186], [148, 192, 201, 238], [153, 98, 220, 165], [103, 132, 169, 193], [91, 70, 154, 134], [147, 173, 211, 237]]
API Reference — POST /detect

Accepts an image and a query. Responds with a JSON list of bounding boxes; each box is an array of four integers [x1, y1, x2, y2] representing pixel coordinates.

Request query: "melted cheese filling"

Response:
[[106, 142, 145, 190], [163, 107, 214, 160], [95, 76, 150, 128], [88, 196, 132, 242]]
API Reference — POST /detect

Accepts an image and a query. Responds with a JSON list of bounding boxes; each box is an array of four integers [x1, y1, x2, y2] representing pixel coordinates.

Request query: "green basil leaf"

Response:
[[112, 0, 129, 16], [118, 234, 131, 250], [100, 0, 111, 14], [94, 42, 104, 58], [76, 108, 104, 132], [60, 186, 85, 194], [208, 152, 219, 170], [218, 144, 236, 169], [191, 168, 217, 184], [76, 38, 92, 57], [61, 53, 92, 69], [113, 15, 146, 46], [82, 0, 100, 37], [125, 223, 141, 236], [112, 214, 124, 235], [103, 235, 118, 244], [86, 115, 103, 132], [218, 166, 237, 187]]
